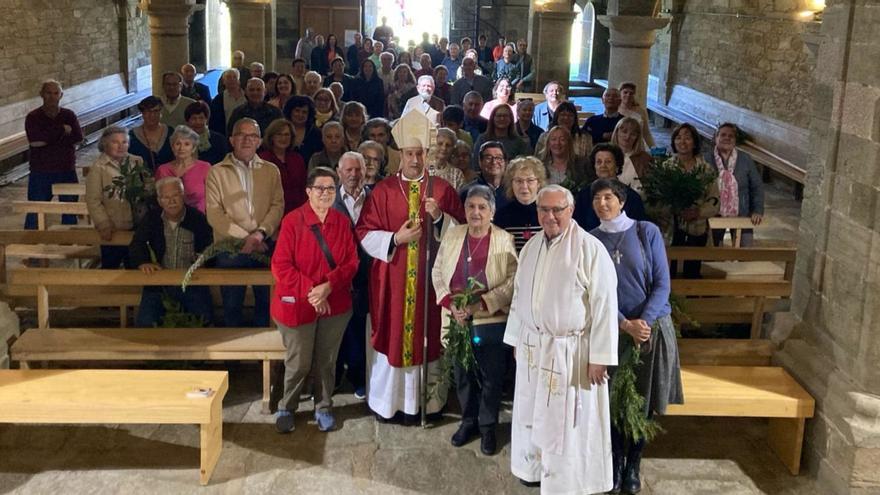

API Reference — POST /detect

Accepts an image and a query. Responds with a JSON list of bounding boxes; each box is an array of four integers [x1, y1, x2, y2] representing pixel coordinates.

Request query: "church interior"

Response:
[[0, 0, 878, 494]]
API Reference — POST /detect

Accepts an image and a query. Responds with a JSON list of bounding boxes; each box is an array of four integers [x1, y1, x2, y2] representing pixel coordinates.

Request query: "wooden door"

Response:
[[300, 0, 361, 42]]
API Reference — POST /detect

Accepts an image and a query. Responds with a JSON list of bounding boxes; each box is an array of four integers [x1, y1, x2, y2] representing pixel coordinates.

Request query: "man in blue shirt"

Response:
[[532, 81, 566, 130], [442, 43, 463, 82], [582, 88, 623, 144]]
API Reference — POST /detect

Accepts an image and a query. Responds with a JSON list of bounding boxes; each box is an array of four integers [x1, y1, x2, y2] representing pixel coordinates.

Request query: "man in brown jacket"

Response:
[[206, 118, 284, 326]]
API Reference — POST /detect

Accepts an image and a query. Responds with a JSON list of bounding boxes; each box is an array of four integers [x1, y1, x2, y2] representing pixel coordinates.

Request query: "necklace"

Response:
[[609, 230, 627, 265], [466, 229, 489, 263]]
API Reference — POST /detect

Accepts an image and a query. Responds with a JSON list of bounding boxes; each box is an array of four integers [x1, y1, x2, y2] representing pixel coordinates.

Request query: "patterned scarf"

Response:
[[714, 147, 739, 217]]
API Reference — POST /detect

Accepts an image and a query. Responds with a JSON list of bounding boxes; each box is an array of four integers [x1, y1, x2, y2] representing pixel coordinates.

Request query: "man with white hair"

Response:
[[250, 62, 265, 80], [332, 151, 373, 399], [503, 184, 618, 492], [355, 110, 464, 422], [24, 79, 83, 229], [130, 176, 214, 327], [402, 75, 445, 124], [209, 69, 247, 136], [295, 28, 316, 68], [226, 78, 282, 137], [180, 63, 211, 103]]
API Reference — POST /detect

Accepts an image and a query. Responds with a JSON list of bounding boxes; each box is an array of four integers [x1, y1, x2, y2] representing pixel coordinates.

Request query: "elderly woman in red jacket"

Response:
[[272, 166, 359, 435]]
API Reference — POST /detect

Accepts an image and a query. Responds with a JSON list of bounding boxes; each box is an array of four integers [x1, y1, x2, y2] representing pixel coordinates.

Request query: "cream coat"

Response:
[[205, 153, 285, 241], [432, 224, 518, 334], [85, 153, 145, 232]]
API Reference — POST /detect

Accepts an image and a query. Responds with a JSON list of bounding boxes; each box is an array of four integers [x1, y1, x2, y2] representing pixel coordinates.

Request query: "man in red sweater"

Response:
[[24, 80, 84, 229]]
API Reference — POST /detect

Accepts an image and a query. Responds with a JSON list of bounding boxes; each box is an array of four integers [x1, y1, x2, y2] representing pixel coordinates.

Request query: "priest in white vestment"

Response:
[[503, 184, 619, 494], [355, 110, 465, 420]]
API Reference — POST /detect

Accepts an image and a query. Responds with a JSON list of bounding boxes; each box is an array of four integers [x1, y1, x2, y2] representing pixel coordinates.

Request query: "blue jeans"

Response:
[[25, 170, 79, 229], [215, 249, 272, 327], [136, 285, 214, 327]]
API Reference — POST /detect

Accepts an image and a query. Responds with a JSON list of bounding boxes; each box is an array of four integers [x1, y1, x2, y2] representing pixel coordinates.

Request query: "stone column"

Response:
[[774, 1, 880, 493], [597, 15, 668, 105], [527, 1, 577, 91], [139, 0, 197, 94], [226, 0, 276, 71]]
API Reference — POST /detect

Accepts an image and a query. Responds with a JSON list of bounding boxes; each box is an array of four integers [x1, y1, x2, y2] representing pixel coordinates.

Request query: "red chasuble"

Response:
[[355, 174, 465, 368]]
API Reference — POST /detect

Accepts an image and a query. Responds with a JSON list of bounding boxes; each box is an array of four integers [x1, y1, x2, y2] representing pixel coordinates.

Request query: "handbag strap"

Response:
[[302, 210, 337, 270], [635, 221, 655, 353]]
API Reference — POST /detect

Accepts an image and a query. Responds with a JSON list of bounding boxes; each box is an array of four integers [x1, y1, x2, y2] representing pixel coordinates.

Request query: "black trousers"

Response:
[[454, 341, 507, 433], [670, 230, 708, 279]]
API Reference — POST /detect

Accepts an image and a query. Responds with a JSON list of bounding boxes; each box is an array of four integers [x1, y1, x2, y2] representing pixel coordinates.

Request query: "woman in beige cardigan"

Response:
[[432, 184, 518, 456]]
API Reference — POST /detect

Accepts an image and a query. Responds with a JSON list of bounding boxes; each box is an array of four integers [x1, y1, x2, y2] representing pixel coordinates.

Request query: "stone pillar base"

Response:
[[528, 10, 577, 91], [776, 336, 880, 493]]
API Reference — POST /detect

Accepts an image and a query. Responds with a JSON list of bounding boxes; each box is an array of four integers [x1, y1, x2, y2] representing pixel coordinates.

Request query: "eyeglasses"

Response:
[[537, 205, 570, 215], [512, 177, 538, 186], [309, 185, 336, 194], [481, 156, 505, 163], [233, 133, 261, 141]]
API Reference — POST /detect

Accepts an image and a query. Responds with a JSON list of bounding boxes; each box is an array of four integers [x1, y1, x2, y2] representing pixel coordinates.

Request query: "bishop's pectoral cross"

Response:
[[541, 358, 562, 407], [611, 249, 623, 264]]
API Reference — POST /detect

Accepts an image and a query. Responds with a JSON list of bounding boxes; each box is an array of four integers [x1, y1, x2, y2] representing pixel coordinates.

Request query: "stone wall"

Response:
[[774, 1, 880, 493], [276, 0, 299, 67], [651, 0, 817, 129], [0, 0, 128, 107]]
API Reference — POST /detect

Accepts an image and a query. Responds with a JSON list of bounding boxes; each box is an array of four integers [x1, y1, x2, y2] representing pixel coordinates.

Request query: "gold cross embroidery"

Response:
[[523, 335, 537, 383], [541, 358, 562, 407]]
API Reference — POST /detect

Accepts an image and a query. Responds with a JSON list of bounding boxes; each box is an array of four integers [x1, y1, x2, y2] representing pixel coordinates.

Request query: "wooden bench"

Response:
[[8, 267, 275, 329], [677, 338, 773, 366], [11, 200, 90, 231], [0, 369, 227, 485], [708, 217, 759, 248], [666, 365, 815, 475], [666, 247, 795, 337], [11, 327, 283, 415], [51, 183, 86, 197]]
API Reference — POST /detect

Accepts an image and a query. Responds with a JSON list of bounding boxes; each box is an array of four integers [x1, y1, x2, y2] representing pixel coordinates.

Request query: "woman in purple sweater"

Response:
[[589, 178, 683, 495]]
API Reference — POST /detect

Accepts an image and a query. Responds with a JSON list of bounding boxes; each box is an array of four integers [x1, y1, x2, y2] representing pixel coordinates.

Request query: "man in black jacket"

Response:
[[129, 177, 214, 327]]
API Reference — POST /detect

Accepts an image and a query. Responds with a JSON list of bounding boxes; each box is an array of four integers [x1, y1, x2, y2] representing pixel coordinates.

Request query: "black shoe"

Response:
[[621, 441, 644, 494], [450, 423, 479, 447], [480, 428, 497, 455], [518, 478, 540, 488], [275, 410, 294, 434], [610, 444, 626, 493]]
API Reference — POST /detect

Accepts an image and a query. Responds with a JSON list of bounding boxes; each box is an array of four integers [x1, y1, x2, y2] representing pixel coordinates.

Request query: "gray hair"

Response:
[[358, 140, 385, 160], [339, 151, 366, 170], [231, 117, 261, 137], [97, 125, 129, 152], [417, 75, 435, 86], [170, 125, 199, 146], [465, 184, 496, 212], [221, 68, 240, 81], [40, 79, 62, 93], [322, 120, 343, 137], [436, 128, 456, 143], [249, 62, 264, 71], [463, 90, 483, 103], [155, 176, 185, 194], [536, 184, 574, 207]]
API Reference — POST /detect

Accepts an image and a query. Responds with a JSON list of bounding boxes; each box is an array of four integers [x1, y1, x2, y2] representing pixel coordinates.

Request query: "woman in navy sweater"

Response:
[[588, 177, 683, 495]]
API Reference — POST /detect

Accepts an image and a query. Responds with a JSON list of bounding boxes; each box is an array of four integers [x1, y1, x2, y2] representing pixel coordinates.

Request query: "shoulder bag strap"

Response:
[[302, 210, 337, 270]]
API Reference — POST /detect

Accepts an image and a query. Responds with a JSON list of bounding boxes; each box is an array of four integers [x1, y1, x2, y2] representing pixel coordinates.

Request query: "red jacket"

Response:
[[270, 203, 359, 328]]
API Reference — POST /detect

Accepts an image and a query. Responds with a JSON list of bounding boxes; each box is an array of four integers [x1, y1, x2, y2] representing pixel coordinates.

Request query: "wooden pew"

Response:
[[708, 217, 759, 248], [0, 369, 227, 485], [666, 365, 815, 475], [51, 183, 86, 198], [677, 338, 773, 366], [0, 229, 132, 284], [8, 268, 274, 329], [11, 200, 90, 230], [12, 327, 284, 414]]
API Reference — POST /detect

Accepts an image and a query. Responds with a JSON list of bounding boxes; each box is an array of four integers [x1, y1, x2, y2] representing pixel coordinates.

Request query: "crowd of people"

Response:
[[23, 24, 768, 495]]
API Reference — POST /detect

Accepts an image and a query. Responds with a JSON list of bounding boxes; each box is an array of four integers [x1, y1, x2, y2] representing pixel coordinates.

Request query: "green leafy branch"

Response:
[[610, 331, 663, 443], [103, 155, 155, 214], [641, 158, 716, 216], [181, 238, 270, 291], [430, 277, 486, 400]]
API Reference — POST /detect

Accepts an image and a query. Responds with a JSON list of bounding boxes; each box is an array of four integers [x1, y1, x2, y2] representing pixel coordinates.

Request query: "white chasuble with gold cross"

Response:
[[503, 221, 618, 494]]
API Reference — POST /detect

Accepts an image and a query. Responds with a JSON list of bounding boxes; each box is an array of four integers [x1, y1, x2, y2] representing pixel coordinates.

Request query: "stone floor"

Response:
[[0, 122, 818, 494], [0, 365, 822, 495]]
